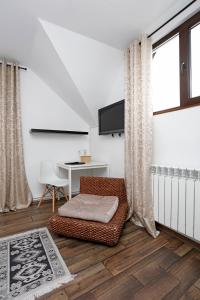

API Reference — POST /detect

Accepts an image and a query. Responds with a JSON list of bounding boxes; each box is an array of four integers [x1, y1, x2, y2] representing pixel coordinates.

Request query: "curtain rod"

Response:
[[0, 61, 27, 71], [148, 0, 198, 38]]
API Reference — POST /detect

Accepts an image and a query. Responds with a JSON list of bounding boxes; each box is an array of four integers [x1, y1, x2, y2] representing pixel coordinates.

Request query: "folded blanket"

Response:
[[58, 193, 119, 223]]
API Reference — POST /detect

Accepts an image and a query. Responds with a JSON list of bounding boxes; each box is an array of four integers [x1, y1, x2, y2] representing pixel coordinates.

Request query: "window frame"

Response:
[[153, 11, 200, 115]]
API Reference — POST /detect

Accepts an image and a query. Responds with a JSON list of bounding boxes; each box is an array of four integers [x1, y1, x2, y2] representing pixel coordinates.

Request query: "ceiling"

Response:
[[0, 0, 199, 125], [0, 0, 197, 51]]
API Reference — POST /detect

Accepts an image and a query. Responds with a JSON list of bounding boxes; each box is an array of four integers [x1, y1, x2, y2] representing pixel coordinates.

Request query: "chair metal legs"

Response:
[[38, 184, 68, 212]]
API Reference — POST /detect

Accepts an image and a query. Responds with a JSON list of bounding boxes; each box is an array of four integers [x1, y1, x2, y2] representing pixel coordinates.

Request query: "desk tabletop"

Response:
[[57, 161, 108, 170]]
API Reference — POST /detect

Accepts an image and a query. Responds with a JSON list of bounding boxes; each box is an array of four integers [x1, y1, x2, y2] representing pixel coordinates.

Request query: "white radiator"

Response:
[[151, 166, 200, 242]]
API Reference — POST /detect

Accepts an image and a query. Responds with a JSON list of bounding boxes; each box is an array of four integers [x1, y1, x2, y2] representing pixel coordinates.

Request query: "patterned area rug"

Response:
[[0, 228, 74, 300]]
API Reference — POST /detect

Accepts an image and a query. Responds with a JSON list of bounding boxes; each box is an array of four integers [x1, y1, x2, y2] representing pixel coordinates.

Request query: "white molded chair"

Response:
[[38, 160, 69, 212]]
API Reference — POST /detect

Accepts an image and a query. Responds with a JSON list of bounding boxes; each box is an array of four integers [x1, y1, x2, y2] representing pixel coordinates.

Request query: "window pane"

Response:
[[191, 23, 200, 98], [152, 35, 180, 112]]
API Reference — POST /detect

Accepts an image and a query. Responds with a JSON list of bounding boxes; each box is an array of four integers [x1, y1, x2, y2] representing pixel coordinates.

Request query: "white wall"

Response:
[[90, 6, 200, 178], [90, 71, 125, 178], [87, 36, 124, 178], [38, 18, 127, 178], [153, 106, 200, 168], [20, 69, 90, 199], [151, 6, 200, 170], [90, 128, 124, 178], [91, 106, 200, 180], [20, 36, 200, 193], [20, 69, 200, 198], [90, 103, 200, 179]]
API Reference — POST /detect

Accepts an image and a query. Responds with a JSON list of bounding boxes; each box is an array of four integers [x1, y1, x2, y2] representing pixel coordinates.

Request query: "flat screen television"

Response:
[[98, 100, 124, 135]]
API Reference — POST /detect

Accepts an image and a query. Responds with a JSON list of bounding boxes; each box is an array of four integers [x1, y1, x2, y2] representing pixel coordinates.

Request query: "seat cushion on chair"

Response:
[[58, 193, 119, 223]]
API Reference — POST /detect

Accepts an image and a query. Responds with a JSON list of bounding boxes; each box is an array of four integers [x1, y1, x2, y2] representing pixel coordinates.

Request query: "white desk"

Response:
[[57, 162, 109, 200]]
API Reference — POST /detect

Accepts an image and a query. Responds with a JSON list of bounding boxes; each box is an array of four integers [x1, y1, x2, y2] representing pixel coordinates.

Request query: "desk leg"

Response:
[[107, 166, 110, 177], [68, 169, 72, 200]]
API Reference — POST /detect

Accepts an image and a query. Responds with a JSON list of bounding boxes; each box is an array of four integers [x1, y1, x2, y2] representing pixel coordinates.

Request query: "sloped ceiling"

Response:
[[28, 22, 96, 126], [0, 0, 199, 126], [40, 20, 124, 122]]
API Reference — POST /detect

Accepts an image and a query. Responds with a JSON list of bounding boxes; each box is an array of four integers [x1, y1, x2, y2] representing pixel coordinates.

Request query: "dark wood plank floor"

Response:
[[1, 200, 200, 300]]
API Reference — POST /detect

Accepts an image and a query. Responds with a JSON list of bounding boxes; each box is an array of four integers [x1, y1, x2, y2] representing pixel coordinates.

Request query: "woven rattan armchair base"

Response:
[[49, 176, 128, 246]]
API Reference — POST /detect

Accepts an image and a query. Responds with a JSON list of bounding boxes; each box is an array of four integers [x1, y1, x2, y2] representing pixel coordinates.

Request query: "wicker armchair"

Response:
[[49, 176, 128, 246]]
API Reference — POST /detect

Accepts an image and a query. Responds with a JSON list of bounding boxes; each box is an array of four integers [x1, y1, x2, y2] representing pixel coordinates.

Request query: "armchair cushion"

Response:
[[58, 193, 119, 223]]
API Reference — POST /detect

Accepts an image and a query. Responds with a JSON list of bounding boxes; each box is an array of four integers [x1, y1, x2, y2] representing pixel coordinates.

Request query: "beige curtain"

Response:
[[124, 35, 159, 238], [0, 62, 32, 212]]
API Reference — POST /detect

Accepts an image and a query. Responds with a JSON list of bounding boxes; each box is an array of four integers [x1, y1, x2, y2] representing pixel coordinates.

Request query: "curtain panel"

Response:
[[124, 36, 158, 238], [0, 62, 32, 212]]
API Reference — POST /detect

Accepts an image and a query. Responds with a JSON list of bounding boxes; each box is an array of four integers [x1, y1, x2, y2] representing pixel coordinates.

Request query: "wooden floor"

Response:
[[1, 200, 200, 300]]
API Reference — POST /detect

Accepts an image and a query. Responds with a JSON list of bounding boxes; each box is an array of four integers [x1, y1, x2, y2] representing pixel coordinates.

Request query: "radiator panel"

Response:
[[152, 166, 200, 242]]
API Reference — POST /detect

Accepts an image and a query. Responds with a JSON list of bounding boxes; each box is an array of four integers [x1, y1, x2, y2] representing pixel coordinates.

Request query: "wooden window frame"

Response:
[[153, 11, 200, 115]]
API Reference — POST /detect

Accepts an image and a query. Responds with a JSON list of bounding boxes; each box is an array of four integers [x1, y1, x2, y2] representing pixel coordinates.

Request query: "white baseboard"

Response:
[[33, 191, 80, 202], [33, 196, 51, 202]]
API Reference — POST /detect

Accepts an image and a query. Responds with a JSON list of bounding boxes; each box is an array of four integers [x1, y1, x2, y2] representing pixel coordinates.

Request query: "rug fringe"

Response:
[[16, 274, 75, 300]]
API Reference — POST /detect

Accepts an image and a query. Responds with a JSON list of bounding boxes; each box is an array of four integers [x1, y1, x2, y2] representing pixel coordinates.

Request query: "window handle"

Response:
[[181, 62, 186, 73]]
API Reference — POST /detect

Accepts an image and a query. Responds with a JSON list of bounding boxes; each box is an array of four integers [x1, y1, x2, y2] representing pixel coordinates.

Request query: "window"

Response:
[[152, 35, 180, 112], [152, 11, 200, 114], [191, 23, 200, 98]]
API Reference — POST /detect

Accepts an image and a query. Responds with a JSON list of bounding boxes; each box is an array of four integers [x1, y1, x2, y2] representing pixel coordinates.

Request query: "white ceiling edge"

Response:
[[147, 0, 200, 44]]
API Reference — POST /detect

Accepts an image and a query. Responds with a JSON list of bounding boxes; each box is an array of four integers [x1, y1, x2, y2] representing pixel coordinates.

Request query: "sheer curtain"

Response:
[[0, 62, 32, 212], [124, 35, 158, 238]]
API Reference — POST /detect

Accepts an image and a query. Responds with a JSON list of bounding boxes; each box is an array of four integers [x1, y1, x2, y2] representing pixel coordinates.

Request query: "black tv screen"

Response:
[[98, 100, 124, 135]]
